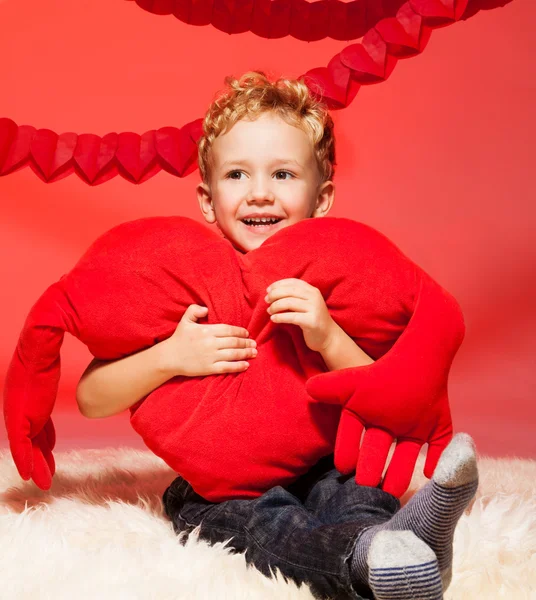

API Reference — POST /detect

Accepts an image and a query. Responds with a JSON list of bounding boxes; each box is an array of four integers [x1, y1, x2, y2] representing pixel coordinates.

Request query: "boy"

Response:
[[76, 71, 478, 600]]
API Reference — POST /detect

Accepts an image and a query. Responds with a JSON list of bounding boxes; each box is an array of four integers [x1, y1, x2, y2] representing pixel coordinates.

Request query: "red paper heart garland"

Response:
[[128, 0, 408, 41], [0, 0, 513, 185]]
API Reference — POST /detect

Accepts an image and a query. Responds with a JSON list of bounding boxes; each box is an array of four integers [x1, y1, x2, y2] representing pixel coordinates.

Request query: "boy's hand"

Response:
[[265, 278, 337, 353], [162, 304, 257, 377]]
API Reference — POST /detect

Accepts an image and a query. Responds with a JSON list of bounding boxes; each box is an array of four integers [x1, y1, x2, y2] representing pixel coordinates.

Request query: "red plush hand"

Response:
[[4, 350, 58, 490], [9, 417, 56, 490], [305, 271, 465, 498], [3, 281, 65, 490], [265, 278, 336, 353]]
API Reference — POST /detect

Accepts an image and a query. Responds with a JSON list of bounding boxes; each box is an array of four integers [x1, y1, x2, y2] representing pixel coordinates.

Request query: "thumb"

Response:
[[184, 304, 208, 322], [305, 368, 360, 406]]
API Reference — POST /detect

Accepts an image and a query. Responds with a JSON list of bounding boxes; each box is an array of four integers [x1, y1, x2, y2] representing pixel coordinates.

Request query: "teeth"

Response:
[[243, 217, 280, 224]]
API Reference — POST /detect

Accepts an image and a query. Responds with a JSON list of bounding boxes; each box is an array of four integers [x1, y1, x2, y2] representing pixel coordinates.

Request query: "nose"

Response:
[[247, 176, 276, 204]]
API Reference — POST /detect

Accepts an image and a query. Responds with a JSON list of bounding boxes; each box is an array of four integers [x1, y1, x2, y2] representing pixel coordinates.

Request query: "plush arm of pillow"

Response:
[[306, 247, 465, 498], [2, 282, 66, 489], [2, 216, 231, 490]]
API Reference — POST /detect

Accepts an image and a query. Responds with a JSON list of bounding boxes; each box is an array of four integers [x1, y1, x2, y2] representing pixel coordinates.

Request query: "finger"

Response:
[[423, 409, 453, 479], [42, 445, 56, 481], [381, 439, 422, 498], [267, 282, 310, 302], [424, 428, 453, 479], [423, 392, 453, 478], [334, 411, 364, 474], [216, 336, 253, 350], [269, 298, 309, 314], [305, 369, 360, 406], [355, 428, 393, 488], [31, 429, 53, 490], [214, 326, 250, 338], [267, 278, 303, 290], [39, 423, 56, 479], [269, 312, 300, 324], [44, 417, 56, 452], [9, 435, 33, 481]]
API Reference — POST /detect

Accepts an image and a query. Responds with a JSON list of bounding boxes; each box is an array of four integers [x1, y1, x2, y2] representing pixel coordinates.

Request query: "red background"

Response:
[[1, 0, 534, 458]]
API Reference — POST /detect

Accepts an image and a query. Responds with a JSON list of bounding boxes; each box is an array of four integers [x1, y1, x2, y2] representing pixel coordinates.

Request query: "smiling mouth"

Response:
[[240, 219, 283, 232]]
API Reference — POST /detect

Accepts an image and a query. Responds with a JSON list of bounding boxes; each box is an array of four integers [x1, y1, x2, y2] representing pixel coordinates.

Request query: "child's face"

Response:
[[197, 111, 334, 254]]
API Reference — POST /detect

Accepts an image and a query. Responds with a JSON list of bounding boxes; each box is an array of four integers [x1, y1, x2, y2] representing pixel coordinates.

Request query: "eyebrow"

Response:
[[220, 159, 302, 169]]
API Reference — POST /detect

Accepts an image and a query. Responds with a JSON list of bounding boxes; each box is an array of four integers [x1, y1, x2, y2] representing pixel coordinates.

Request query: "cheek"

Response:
[[212, 193, 241, 219], [282, 187, 315, 212], [221, 184, 245, 202]]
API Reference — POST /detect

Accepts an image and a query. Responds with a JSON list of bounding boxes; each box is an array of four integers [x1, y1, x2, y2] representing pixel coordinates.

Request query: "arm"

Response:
[[319, 322, 375, 371], [76, 340, 176, 419], [307, 269, 464, 497], [264, 278, 375, 371]]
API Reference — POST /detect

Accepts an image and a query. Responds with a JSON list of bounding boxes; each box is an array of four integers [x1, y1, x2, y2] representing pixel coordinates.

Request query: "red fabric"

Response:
[[0, 0, 513, 185], [3, 217, 464, 500], [306, 269, 464, 498]]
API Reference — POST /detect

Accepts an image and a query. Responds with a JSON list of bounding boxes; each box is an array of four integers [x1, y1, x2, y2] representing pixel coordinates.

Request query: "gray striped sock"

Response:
[[351, 433, 478, 592], [368, 531, 444, 600]]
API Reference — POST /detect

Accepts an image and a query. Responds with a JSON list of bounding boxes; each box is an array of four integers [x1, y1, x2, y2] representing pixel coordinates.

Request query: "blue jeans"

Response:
[[162, 454, 400, 600]]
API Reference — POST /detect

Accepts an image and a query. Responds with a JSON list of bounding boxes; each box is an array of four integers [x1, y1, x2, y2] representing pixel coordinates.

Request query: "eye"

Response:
[[227, 170, 244, 180], [275, 171, 294, 180], [226, 170, 294, 180]]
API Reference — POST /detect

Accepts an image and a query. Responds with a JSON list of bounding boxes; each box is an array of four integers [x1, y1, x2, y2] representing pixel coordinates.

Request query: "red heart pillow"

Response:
[[3, 215, 461, 500]]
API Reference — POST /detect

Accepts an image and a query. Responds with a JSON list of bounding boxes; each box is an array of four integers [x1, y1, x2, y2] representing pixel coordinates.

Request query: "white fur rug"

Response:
[[1, 447, 535, 599]]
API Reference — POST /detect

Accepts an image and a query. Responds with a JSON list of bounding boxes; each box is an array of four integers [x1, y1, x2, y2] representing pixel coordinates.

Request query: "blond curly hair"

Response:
[[197, 70, 336, 186]]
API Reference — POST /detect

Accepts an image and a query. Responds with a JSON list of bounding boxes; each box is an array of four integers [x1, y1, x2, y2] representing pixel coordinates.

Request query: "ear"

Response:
[[312, 180, 335, 218], [197, 182, 216, 224]]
